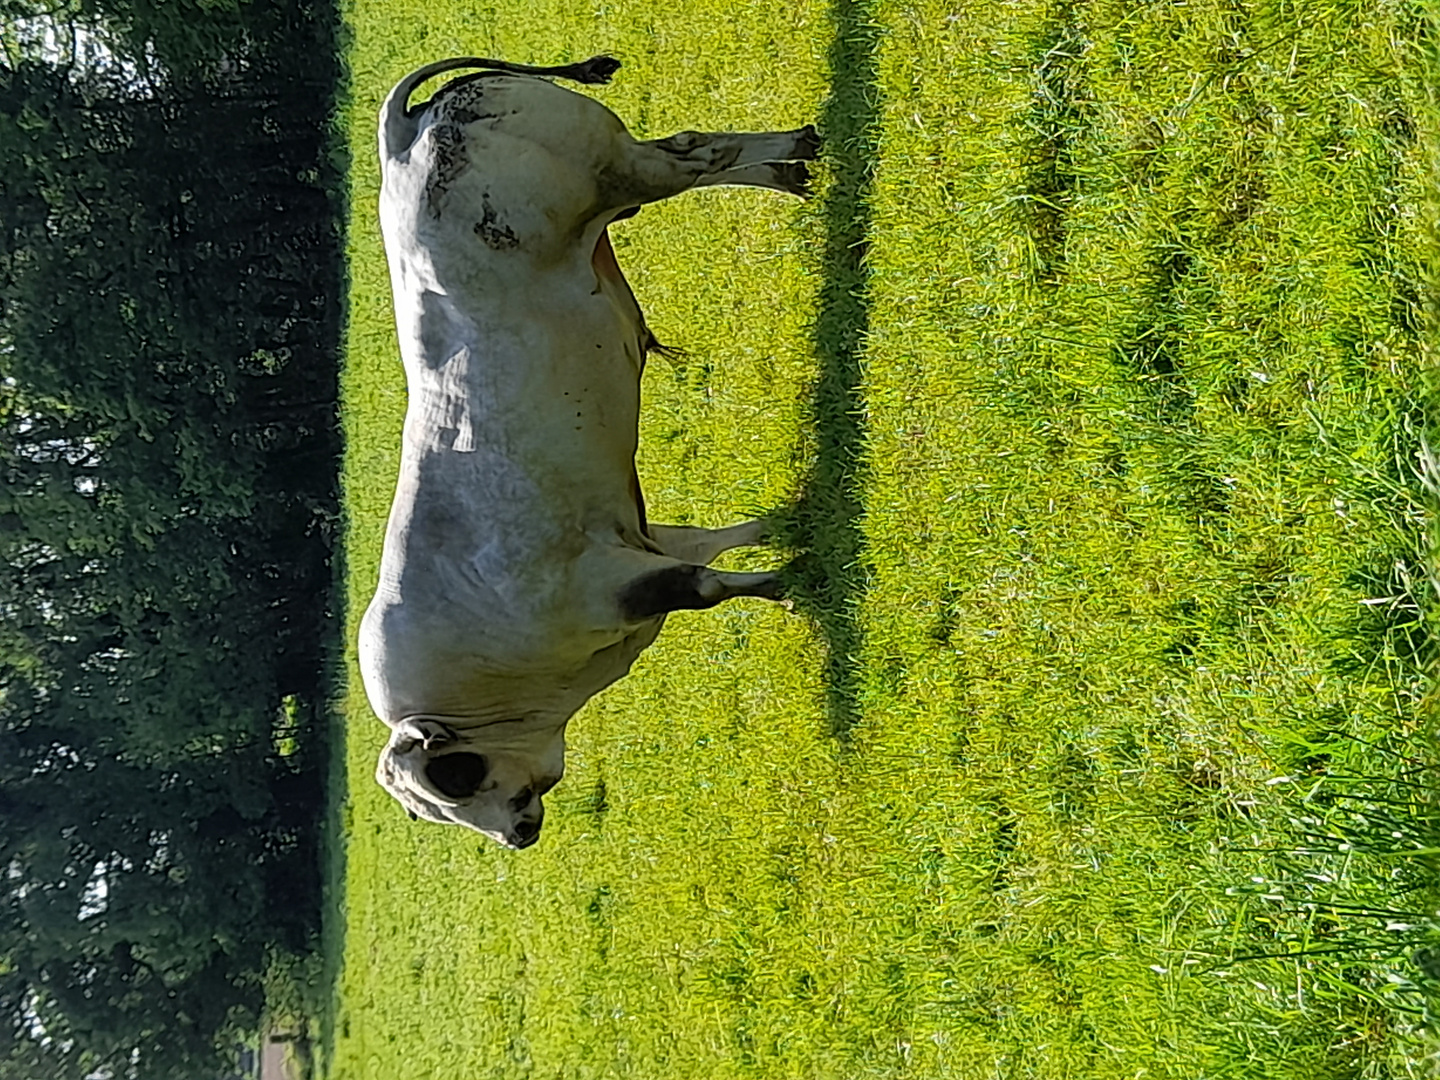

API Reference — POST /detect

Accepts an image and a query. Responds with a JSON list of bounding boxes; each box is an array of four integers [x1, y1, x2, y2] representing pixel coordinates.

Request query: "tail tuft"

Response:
[[573, 55, 622, 84]]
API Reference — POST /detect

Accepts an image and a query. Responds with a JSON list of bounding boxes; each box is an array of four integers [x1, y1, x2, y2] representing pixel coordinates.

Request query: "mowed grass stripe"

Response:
[[327, 0, 1438, 1076]]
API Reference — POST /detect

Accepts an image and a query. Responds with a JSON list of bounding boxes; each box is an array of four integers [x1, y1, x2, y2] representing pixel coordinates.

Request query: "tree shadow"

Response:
[[776, 0, 880, 740]]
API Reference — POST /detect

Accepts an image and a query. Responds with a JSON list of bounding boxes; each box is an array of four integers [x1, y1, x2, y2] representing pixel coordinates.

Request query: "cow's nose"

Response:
[[511, 818, 541, 848]]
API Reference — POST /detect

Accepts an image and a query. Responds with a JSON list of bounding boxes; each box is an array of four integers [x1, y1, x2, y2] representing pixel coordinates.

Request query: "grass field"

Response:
[[325, 0, 1440, 1076]]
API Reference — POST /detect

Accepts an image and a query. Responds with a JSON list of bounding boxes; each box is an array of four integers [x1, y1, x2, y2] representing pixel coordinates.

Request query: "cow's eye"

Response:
[[425, 752, 488, 798]]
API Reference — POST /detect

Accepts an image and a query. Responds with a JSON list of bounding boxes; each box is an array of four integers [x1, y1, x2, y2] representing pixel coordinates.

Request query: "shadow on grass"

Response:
[[775, 0, 881, 740]]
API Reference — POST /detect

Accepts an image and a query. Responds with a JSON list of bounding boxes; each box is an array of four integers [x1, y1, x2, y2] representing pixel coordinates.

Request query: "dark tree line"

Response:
[[0, 1, 343, 1076]]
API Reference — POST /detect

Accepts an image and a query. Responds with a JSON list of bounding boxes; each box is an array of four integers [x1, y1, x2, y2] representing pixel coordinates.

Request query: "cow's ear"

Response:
[[395, 717, 458, 752]]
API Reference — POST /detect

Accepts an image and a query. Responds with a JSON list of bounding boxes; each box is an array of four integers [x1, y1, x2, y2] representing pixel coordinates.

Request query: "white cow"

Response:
[[359, 56, 815, 848]]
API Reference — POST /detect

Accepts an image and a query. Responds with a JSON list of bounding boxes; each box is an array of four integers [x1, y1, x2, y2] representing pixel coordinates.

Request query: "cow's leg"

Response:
[[619, 563, 784, 622], [644, 126, 820, 170], [689, 161, 811, 198], [647, 519, 771, 565], [606, 125, 819, 206], [579, 542, 784, 627]]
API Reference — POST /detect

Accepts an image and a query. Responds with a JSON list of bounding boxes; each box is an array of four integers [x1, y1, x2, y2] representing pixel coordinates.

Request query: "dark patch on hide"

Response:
[[426, 74, 493, 118], [474, 195, 520, 250], [412, 492, 470, 554], [619, 564, 783, 619], [425, 751, 488, 799], [593, 162, 675, 211], [424, 122, 466, 219], [424, 71, 501, 112], [618, 564, 712, 621], [428, 76, 518, 127]]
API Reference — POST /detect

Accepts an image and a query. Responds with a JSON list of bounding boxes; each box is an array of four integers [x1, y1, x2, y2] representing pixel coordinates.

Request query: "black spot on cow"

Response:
[[618, 564, 711, 621], [474, 194, 520, 250], [424, 122, 467, 219], [425, 752, 488, 799], [428, 77, 519, 128], [427, 73, 492, 118]]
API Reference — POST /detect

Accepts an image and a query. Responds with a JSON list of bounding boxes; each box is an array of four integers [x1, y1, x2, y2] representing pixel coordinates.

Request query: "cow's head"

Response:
[[376, 717, 564, 849]]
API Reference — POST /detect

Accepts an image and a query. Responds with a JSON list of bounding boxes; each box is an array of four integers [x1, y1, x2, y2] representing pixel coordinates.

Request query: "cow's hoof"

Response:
[[750, 517, 779, 546], [794, 124, 821, 160], [775, 161, 811, 199], [753, 572, 787, 601]]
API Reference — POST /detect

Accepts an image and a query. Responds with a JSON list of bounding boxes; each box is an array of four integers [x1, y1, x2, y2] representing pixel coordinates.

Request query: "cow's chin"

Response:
[[375, 727, 562, 848], [438, 797, 545, 849]]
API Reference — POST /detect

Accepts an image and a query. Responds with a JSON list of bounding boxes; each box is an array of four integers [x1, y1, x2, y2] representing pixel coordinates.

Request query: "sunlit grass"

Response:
[[324, 0, 1440, 1076]]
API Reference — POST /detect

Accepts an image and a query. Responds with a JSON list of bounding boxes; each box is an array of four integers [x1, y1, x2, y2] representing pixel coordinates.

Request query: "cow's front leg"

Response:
[[619, 563, 785, 622], [647, 518, 771, 565], [607, 125, 818, 206]]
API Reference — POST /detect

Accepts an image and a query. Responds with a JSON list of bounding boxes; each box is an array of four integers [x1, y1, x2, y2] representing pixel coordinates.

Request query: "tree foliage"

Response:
[[0, 1, 342, 1075]]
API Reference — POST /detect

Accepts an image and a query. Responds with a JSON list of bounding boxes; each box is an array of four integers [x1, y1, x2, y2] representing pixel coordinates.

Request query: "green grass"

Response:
[[325, 0, 1440, 1076]]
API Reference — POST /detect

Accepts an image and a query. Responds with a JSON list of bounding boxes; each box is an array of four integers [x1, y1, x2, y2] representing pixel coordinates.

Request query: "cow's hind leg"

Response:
[[690, 161, 812, 198], [619, 563, 784, 621], [608, 125, 818, 207], [647, 519, 771, 565]]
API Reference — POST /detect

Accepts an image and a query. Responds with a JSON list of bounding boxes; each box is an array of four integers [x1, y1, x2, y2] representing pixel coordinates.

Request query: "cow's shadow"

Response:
[[773, 0, 880, 741]]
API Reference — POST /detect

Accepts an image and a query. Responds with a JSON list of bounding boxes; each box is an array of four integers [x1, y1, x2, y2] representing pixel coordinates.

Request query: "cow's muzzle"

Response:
[[509, 817, 542, 848]]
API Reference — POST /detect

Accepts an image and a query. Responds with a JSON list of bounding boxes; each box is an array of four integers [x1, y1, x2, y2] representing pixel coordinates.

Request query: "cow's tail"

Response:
[[379, 55, 622, 160]]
